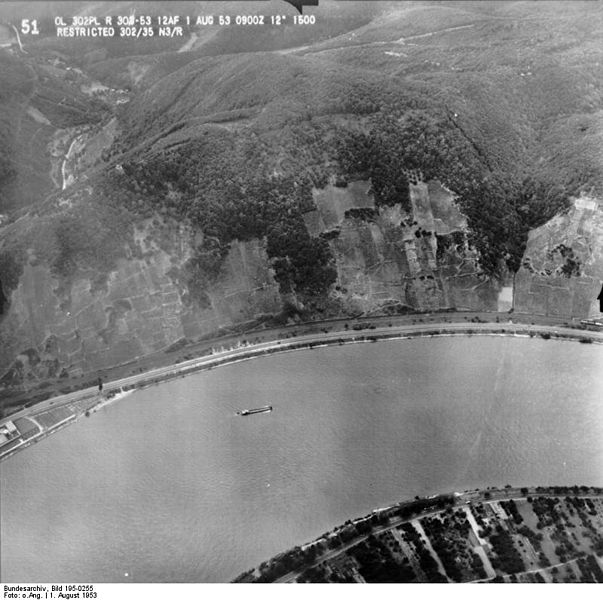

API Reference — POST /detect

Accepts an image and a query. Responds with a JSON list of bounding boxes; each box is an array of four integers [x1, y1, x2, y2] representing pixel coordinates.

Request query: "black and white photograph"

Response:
[[0, 0, 602, 590]]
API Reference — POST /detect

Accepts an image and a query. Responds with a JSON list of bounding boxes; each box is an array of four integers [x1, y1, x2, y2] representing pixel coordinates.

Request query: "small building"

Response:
[[0, 421, 19, 447]]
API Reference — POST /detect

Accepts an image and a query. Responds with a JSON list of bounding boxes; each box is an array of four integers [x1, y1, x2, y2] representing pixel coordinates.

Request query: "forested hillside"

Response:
[[0, 0, 601, 396]]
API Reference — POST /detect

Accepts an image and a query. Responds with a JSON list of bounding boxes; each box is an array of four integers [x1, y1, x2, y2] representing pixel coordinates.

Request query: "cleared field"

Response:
[[13, 416, 37, 433], [32, 406, 73, 430]]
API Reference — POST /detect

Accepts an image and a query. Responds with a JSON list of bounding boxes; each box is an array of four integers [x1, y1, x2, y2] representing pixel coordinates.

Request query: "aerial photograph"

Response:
[[0, 0, 602, 587]]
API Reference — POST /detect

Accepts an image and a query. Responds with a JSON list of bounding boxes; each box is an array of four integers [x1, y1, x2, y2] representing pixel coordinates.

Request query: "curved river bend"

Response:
[[1, 337, 602, 582]]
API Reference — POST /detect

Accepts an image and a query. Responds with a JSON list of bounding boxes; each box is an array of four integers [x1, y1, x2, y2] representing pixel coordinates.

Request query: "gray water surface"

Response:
[[1, 336, 602, 582]]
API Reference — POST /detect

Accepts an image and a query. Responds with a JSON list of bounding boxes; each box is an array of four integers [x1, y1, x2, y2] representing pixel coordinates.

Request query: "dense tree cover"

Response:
[[101, 49, 587, 309], [267, 215, 336, 295], [577, 556, 603, 583], [399, 522, 448, 582], [436, 231, 465, 261], [471, 552, 487, 579], [421, 517, 464, 581], [531, 497, 562, 528], [489, 527, 525, 574], [392, 494, 455, 520], [335, 125, 411, 211], [349, 535, 416, 583], [102, 46, 588, 299], [114, 132, 336, 302], [334, 108, 572, 275], [501, 500, 524, 525]]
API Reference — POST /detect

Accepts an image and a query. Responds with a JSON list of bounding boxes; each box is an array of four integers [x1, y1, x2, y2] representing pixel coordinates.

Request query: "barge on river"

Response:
[[237, 406, 273, 416]]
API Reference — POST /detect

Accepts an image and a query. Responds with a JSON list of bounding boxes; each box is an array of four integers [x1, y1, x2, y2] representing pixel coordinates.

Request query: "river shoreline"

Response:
[[1, 317, 602, 462], [88, 321, 603, 393], [133, 324, 602, 395]]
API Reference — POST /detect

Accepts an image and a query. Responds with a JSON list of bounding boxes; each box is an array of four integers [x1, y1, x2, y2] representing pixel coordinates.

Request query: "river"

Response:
[[1, 336, 602, 582]]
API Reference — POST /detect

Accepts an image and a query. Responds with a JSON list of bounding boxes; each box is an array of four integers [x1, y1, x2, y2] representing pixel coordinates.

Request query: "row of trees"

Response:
[[399, 522, 448, 582]]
